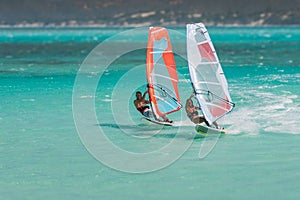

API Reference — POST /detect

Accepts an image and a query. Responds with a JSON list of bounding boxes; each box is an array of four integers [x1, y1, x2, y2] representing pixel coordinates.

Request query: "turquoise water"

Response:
[[1, 26, 300, 199]]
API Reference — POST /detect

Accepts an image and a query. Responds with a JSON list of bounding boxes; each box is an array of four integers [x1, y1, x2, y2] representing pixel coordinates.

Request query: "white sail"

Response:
[[186, 23, 234, 125]]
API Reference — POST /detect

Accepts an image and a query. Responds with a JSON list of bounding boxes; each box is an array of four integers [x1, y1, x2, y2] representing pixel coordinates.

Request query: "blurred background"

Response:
[[0, 0, 299, 26]]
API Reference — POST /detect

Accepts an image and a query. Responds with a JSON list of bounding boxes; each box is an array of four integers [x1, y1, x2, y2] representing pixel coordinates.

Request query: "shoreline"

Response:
[[0, 23, 299, 28]]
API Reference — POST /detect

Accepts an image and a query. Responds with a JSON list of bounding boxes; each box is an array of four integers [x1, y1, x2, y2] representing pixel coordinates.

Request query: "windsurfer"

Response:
[[185, 94, 219, 128], [134, 91, 173, 123]]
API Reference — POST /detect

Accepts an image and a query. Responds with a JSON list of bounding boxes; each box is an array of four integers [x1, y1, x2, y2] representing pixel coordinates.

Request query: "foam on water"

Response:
[[225, 75, 300, 135], [225, 107, 261, 135]]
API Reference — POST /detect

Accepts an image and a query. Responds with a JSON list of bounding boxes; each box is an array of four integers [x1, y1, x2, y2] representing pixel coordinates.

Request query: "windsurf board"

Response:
[[195, 123, 226, 134], [141, 117, 174, 126]]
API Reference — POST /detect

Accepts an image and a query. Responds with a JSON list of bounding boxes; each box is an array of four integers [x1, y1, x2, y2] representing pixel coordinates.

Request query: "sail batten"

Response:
[[195, 62, 219, 65], [150, 51, 173, 54], [194, 81, 221, 85], [152, 74, 178, 82], [187, 23, 234, 125], [196, 41, 210, 45]]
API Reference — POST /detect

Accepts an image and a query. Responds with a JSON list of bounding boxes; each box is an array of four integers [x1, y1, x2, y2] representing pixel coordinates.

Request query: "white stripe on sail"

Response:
[[151, 27, 164, 34], [194, 81, 221, 86], [196, 40, 208, 45], [150, 51, 173, 54], [196, 61, 219, 65], [152, 73, 178, 82]]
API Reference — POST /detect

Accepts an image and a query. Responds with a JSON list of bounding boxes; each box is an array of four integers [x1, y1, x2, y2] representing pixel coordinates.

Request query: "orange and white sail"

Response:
[[146, 27, 181, 120]]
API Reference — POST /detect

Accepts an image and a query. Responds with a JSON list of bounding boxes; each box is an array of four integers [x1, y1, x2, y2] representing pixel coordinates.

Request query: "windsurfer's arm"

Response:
[[189, 93, 194, 99], [142, 91, 150, 104], [142, 91, 148, 99]]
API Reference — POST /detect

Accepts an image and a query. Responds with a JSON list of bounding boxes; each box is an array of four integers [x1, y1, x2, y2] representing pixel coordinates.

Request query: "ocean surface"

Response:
[[0, 26, 299, 199]]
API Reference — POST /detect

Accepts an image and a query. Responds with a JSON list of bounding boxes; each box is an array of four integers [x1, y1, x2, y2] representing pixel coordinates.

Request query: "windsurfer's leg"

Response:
[[213, 121, 219, 129], [201, 117, 210, 126], [162, 115, 173, 123], [192, 117, 201, 124]]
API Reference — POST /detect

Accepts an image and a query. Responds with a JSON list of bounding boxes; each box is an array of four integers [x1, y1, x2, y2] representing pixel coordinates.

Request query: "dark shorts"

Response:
[[143, 109, 153, 118]]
